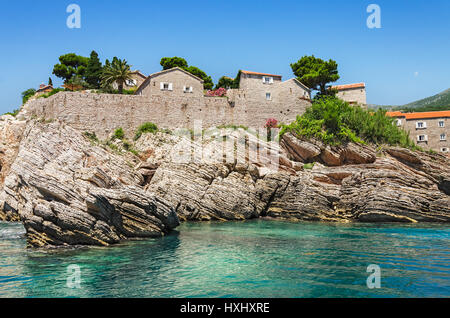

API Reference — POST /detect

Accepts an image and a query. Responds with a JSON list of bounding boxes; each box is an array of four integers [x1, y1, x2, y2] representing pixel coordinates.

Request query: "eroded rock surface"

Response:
[[1, 122, 449, 247], [0, 121, 178, 247], [145, 130, 449, 223], [0, 115, 27, 221]]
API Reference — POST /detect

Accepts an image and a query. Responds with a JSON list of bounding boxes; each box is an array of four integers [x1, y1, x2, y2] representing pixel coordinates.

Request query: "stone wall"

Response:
[[336, 87, 367, 106], [24, 91, 311, 139]]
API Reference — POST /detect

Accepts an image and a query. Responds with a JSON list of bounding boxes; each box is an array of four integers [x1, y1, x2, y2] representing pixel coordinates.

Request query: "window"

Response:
[[126, 79, 137, 86], [183, 86, 193, 93], [439, 121, 445, 128], [417, 135, 428, 142], [440, 133, 446, 141], [262, 76, 273, 84], [416, 121, 427, 129], [160, 82, 173, 91], [441, 147, 449, 153], [266, 92, 272, 101]]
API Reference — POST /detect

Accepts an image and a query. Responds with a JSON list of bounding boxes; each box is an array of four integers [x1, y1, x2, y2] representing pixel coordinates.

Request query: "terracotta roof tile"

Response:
[[386, 110, 450, 120], [332, 83, 365, 90], [241, 70, 282, 78]]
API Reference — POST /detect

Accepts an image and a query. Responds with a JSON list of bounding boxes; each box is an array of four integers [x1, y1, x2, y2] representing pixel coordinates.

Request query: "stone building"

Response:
[[387, 111, 450, 154], [113, 70, 147, 90], [136, 67, 204, 98], [234, 70, 311, 102], [35, 84, 53, 96], [332, 83, 367, 106]]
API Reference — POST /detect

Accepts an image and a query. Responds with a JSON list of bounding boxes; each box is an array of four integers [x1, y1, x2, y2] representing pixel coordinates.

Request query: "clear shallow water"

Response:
[[0, 220, 449, 298]]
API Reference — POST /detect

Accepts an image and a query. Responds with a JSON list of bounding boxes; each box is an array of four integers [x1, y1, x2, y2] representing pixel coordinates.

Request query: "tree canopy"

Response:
[[160, 57, 188, 70], [290, 55, 340, 96], [160, 57, 214, 90], [184, 66, 214, 90], [215, 71, 241, 89], [215, 76, 236, 89], [52, 53, 90, 83], [85, 50, 103, 89], [101, 57, 133, 94]]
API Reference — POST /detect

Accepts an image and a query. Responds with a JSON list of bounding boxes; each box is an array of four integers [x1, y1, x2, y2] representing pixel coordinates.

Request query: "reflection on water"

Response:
[[0, 220, 449, 298]]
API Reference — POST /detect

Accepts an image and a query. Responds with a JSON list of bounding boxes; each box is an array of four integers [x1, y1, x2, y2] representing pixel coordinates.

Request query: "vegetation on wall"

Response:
[[280, 96, 418, 150]]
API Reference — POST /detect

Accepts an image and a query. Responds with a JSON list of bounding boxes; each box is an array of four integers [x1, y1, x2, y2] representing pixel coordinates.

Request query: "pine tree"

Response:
[[85, 50, 103, 89]]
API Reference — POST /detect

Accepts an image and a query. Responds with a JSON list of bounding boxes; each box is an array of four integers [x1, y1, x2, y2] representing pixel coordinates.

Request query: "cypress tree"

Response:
[[85, 50, 103, 89]]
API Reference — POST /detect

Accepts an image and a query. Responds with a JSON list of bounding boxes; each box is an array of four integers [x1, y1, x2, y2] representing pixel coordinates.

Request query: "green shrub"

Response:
[[21, 88, 36, 104], [303, 163, 315, 170], [113, 128, 125, 140], [4, 108, 20, 117], [280, 97, 418, 150], [134, 122, 158, 140], [83, 131, 99, 144], [37, 88, 65, 99]]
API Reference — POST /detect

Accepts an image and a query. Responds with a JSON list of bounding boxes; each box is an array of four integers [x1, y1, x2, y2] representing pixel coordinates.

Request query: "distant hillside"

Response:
[[402, 88, 450, 110], [369, 88, 450, 112]]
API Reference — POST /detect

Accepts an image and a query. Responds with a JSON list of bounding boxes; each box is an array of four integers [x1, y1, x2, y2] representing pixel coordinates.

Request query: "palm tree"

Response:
[[101, 58, 133, 94]]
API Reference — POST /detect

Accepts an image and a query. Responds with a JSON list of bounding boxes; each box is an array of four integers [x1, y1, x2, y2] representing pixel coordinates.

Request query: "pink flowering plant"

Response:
[[264, 118, 278, 129], [206, 87, 227, 97], [265, 118, 278, 141]]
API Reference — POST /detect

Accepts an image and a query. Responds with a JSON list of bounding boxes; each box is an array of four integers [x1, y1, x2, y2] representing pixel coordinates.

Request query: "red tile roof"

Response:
[[241, 70, 282, 78], [332, 83, 365, 90], [386, 110, 450, 120], [36, 85, 53, 92], [385, 111, 404, 117]]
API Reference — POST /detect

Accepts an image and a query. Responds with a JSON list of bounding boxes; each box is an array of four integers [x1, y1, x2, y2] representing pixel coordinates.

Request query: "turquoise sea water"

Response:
[[0, 220, 449, 298]]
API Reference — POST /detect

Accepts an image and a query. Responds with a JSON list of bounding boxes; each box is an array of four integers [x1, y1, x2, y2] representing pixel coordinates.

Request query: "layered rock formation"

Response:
[[0, 117, 449, 247], [0, 120, 178, 247], [0, 115, 27, 221]]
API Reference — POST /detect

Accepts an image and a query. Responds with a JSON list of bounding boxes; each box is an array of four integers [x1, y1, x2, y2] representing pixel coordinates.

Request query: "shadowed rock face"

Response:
[[0, 115, 26, 221], [147, 132, 450, 223], [0, 121, 179, 247], [0, 119, 449, 247]]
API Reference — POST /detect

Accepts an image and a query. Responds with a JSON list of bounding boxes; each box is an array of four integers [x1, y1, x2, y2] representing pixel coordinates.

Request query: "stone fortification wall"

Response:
[[24, 92, 311, 139]]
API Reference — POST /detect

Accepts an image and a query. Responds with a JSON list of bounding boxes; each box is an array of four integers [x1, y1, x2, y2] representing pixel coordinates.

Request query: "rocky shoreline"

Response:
[[1, 114, 449, 247]]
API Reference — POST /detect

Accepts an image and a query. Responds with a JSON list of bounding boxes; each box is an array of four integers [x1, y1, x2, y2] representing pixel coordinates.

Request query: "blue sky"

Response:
[[0, 0, 449, 113]]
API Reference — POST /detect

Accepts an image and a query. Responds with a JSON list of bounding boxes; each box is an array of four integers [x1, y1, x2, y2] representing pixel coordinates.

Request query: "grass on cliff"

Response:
[[36, 88, 65, 99], [134, 122, 159, 140], [280, 96, 419, 150]]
